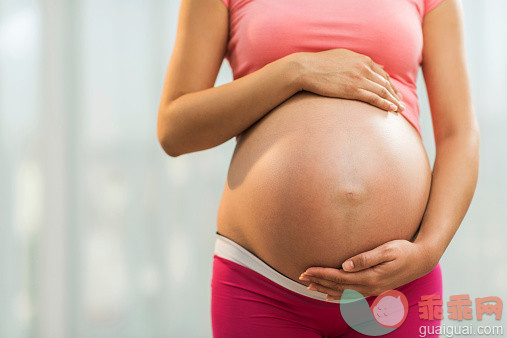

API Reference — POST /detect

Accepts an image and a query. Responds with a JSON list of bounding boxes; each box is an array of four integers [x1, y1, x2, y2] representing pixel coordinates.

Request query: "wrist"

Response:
[[413, 239, 442, 273], [282, 52, 310, 93]]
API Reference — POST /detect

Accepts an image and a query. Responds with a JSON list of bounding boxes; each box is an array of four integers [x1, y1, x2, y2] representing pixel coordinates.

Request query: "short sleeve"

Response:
[[423, 0, 446, 16]]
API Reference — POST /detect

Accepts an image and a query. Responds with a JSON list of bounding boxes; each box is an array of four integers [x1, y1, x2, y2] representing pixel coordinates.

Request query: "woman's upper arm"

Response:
[[421, 0, 479, 142], [160, 0, 228, 106]]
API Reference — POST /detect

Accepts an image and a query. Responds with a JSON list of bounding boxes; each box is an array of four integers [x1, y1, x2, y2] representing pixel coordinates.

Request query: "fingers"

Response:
[[307, 282, 380, 301], [307, 282, 342, 298], [301, 267, 372, 285], [301, 273, 341, 289], [300, 273, 378, 298], [342, 243, 397, 272], [360, 78, 404, 113], [299, 272, 341, 290], [372, 63, 404, 102], [367, 65, 403, 109], [372, 72, 405, 113], [353, 88, 400, 112]]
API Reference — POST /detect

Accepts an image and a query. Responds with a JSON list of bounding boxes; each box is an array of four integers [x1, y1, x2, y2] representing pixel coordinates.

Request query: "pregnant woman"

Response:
[[157, 0, 479, 336]]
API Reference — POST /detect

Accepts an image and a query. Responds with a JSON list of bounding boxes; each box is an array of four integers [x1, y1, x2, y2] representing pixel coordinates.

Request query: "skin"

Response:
[[158, 0, 479, 302], [217, 94, 432, 283], [157, 0, 404, 157], [300, 0, 480, 301]]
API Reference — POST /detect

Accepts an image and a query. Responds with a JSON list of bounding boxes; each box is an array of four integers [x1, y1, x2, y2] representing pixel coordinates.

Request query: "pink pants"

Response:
[[211, 234, 443, 337]]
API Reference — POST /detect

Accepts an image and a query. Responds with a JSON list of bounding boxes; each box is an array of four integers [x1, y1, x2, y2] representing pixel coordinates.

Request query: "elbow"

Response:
[[158, 132, 182, 158], [465, 124, 481, 149], [435, 125, 481, 162], [157, 108, 183, 158], [470, 126, 480, 149], [436, 121, 480, 148]]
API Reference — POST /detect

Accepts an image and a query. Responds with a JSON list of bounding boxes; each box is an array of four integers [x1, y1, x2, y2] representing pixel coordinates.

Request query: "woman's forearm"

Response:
[[157, 54, 303, 157], [414, 129, 480, 269]]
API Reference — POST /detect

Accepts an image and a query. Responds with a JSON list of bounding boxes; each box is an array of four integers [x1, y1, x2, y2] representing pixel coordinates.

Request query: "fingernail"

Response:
[[400, 103, 406, 111], [308, 285, 317, 291], [299, 275, 309, 281], [343, 261, 354, 271], [389, 103, 397, 112]]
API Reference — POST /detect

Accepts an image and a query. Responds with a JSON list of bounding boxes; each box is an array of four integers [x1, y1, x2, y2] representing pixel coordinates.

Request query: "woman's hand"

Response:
[[298, 240, 439, 301], [293, 49, 405, 113]]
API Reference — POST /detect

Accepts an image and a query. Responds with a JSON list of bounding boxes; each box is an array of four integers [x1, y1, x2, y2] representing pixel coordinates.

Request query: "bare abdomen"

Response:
[[217, 91, 432, 282]]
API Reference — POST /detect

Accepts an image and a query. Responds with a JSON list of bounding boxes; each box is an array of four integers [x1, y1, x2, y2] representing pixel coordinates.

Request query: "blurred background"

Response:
[[0, 0, 506, 337]]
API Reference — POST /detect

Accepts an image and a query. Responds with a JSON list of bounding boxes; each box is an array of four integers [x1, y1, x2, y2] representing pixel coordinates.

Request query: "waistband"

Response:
[[214, 232, 365, 304]]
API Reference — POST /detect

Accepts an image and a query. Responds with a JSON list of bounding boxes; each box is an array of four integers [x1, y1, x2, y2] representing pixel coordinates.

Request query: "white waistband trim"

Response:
[[214, 233, 364, 304]]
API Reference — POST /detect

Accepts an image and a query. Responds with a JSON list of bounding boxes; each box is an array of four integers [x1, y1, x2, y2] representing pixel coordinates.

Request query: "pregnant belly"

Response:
[[217, 91, 432, 282]]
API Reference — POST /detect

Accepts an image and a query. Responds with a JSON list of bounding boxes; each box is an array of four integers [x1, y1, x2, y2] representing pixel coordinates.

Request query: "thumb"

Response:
[[342, 244, 392, 272]]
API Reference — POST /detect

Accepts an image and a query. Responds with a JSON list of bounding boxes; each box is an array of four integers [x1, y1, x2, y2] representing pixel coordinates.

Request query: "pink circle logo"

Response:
[[370, 290, 409, 328]]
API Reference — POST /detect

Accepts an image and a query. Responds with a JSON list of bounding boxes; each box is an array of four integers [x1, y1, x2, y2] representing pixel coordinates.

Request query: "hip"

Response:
[[211, 233, 443, 337]]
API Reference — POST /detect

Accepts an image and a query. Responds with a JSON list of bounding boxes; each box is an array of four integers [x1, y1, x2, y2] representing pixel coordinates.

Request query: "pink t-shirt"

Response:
[[220, 0, 446, 137]]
